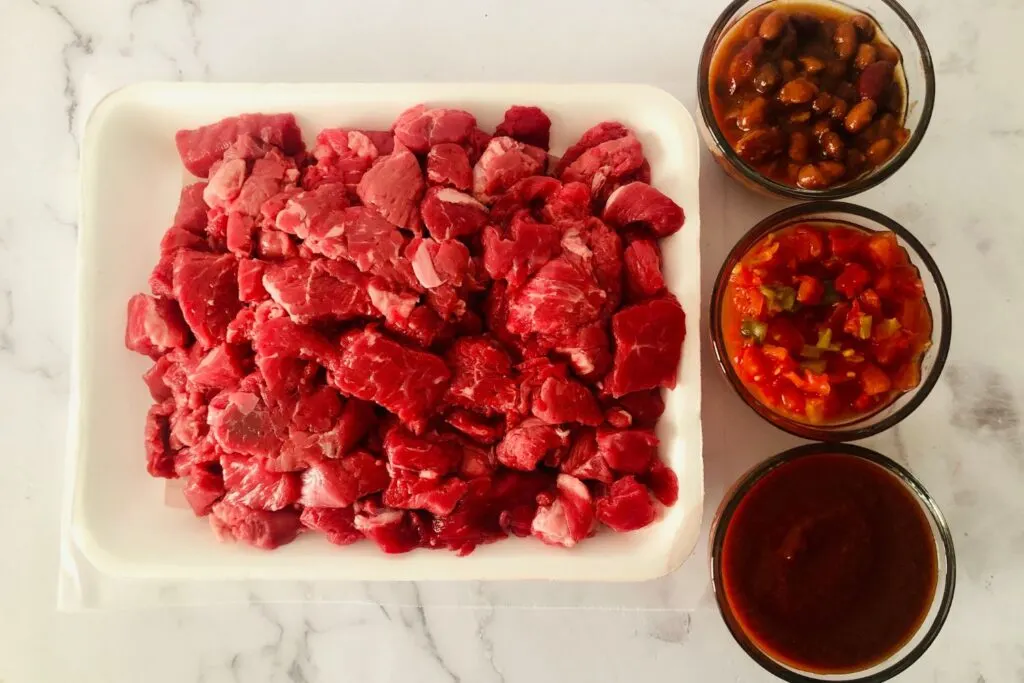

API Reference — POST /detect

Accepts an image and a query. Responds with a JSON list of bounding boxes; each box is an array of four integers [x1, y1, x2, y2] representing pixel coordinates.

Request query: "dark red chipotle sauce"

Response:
[[720, 454, 937, 674]]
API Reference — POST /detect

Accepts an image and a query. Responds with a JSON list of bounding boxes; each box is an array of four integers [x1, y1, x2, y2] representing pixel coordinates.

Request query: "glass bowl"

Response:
[[710, 442, 956, 682], [697, 0, 935, 199], [709, 201, 951, 441]]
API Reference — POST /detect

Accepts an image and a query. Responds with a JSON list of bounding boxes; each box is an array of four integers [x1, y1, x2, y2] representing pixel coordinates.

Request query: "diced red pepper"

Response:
[[731, 286, 766, 319], [766, 318, 806, 354], [866, 232, 908, 269], [794, 275, 824, 305], [891, 360, 922, 392], [859, 288, 882, 315], [779, 381, 806, 415], [860, 363, 893, 396], [875, 265, 925, 299], [783, 226, 825, 263], [828, 227, 869, 260], [835, 262, 872, 298], [804, 370, 831, 397], [737, 346, 768, 381]]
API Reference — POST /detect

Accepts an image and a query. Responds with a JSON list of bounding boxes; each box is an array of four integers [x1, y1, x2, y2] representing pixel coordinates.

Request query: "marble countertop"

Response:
[[3, 0, 1023, 680]]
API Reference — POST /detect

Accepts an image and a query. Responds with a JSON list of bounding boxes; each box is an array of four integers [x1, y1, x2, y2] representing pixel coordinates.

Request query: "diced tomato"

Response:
[[736, 346, 768, 381], [804, 371, 831, 397], [828, 227, 868, 260], [779, 381, 806, 415], [749, 239, 781, 266], [875, 266, 925, 299], [794, 275, 824, 305], [824, 302, 851, 334], [898, 298, 931, 334], [731, 286, 766, 319], [866, 232, 909, 269], [728, 263, 756, 287], [872, 331, 913, 366], [783, 226, 825, 263], [892, 360, 922, 392], [860, 363, 893, 396], [852, 392, 876, 412], [859, 288, 882, 315], [843, 300, 867, 337], [784, 371, 807, 389], [835, 262, 872, 298], [766, 318, 806, 354]]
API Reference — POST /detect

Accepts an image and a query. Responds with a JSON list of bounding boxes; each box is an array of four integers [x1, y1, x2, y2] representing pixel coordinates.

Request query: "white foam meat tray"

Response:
[[71, 83, 703, 582]]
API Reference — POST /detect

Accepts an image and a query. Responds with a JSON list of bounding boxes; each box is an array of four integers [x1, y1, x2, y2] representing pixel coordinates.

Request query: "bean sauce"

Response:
[[710, 2, 910, 190]]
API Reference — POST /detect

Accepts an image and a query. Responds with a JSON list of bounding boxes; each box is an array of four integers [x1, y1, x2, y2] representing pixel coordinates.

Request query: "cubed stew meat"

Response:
[[125, 105, 689, 555], [709, 2, 910, 190], [722, 222, 931, 424]]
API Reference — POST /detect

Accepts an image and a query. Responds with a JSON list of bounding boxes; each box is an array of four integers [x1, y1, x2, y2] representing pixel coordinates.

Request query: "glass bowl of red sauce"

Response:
[[710, 201, 950, 441], [711, 443, 956, 682]]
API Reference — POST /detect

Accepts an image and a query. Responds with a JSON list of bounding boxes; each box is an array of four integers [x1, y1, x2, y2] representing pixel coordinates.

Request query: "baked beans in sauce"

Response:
[[710, 2, 910, 190], [720, 453, 938, 673]]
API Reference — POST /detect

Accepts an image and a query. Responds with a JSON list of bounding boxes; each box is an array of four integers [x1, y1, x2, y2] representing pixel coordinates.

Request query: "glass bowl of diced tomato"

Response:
[[710, 201, 950, 441]]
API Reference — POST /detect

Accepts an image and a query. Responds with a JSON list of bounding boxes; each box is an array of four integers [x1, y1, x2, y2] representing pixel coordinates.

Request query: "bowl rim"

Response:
[[709, 200, 953, 441], [709, 442, 957, 682], [696, 0, 936, 199]]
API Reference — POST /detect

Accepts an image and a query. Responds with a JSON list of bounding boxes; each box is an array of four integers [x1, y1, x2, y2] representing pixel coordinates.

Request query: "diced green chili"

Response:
[[741, 318, 768, 343]]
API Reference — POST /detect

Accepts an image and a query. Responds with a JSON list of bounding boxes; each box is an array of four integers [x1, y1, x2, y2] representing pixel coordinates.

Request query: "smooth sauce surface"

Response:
[[721, 454, 937, 674]]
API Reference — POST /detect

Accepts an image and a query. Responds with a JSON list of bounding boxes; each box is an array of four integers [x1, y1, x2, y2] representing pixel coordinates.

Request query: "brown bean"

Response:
[[753, 62, 781, 94], [852, 15, 876, 41], [846, 149, 866, 172], [737, 96, 769, 131], [876, 112, 898, 138], [822, 131, 846, 160], [882, 82, 905, 114], [825, 59, 849, 81], [789, 110, 812, 123], [834, 21, 859, 60], [729, 37, 765, 91], [735, 127, 784, 163], [775, 23, 799, 57], [866, 137, 894, 165], [835, 81, 858, 102], [858, 61, 894, 100], [799, 55, 826, 74], [893, 127, 910, 146], [790, 12, 820, 37], [759, 10, 790, 41], [779, 77, 819, 105], [780, 59, 798, 81], [819, 161, 846, 182], [845, 99, 878, 133], [797, 164, 829, 189], [854, 43, 877, 70], [742, 9, 770, 40], [812, 118, 834, 140], [829, 98, 849, 121], [788, 132, 811, 163], [812, 92, 835, 115], [787, 163, 803, 183], [876, 43, 901, 65]]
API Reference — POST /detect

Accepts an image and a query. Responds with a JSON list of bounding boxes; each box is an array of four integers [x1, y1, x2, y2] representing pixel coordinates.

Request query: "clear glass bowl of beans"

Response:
[[697, 0, 935, 199]]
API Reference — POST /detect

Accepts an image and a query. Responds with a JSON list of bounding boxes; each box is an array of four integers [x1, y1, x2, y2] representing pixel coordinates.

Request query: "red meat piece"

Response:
[[496, 417, 568, 471], [238, 258, 269, 302], [125, 294, 189, 357], [145, 401, 176, 478], [531, 376, 603, 426], [160, 226, 207, 254], [513, 357, 568, 416], [256, 229, 299, 260], [182, 467, 224, 516], [561, 429, 613, 483], [290, 385, 344, 433], [383, 425, 463, 477], [641, 460, 679, 506], [406, 237, 472, 291], [172, 251, 241, 347], [457, 439, 496, 478], [252, 316, 335, 366], [596, 476, 656, 531], [175, 113, 304, 178], [561, 134, 644, 198], [221, 453, 301, 511], [142, 355, 175, 402], [445, 337, 517, 416], [617, 389, 666, 427], [354, 508, 420, 554], [426, 143, 473, 191], [542, 181, 592, 224], [274, 182, 350, 238], [392, 105, 477, 153], [554, 121, 631, 176], [360, 130, 395, 156], [384, 473, 469, 516], [624, 239, 666, 299], [148, 253, 175, 298], [445, 410, 504, 445], [173, 182, 209, 233], [505, 257, 606, 337], [225, 213, 255, 256], [208, 388, 287, 457], [383, 303, 453, 349], [329, 327, 451, 433], [472, 137, 547, 202], [495, 105, 552, 150], [367, 277, 419, 323], [357, 147, 425, 231], [606, 296, 686, 397], [262, 258, 374, 323], [465, 127, 492, 164], [303, 129, 380, 189], [603, 182, 686, 238], [596, 428, 659, 474], [204, 158, 247, 209], [189, 343, 246, 391], [209, 501, 302, 549], [299, 452, 390, 508], [420, 187, 489, 240], [300, 507, 362, 546], [481, 218, 562, 288], [531, 474, 594, 547], [548, 322, 612, 380], [560, 217, 624, 314], [169, 403, 208, 450]]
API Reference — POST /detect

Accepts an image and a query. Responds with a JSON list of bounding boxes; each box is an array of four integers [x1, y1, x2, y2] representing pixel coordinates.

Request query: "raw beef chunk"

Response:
[[426, 143, 473, 190], [125, 294, 189, 357], [172, 251, 241, 347], [175, 113, 304, 178], [606, 296, 687, 397], [129, 105, 689, 555], [329, 327, 450, 432], [595, 476, 656, 531], [603, 182, 686, 237], [356, 147, 425, 230], [495, 105, 552, 150]]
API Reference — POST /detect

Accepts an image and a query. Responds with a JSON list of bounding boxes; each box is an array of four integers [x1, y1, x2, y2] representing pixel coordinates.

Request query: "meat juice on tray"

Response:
[[721, 221, 932, 425], [124, 104, 689, 554], [709, 2, 910, 189]]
